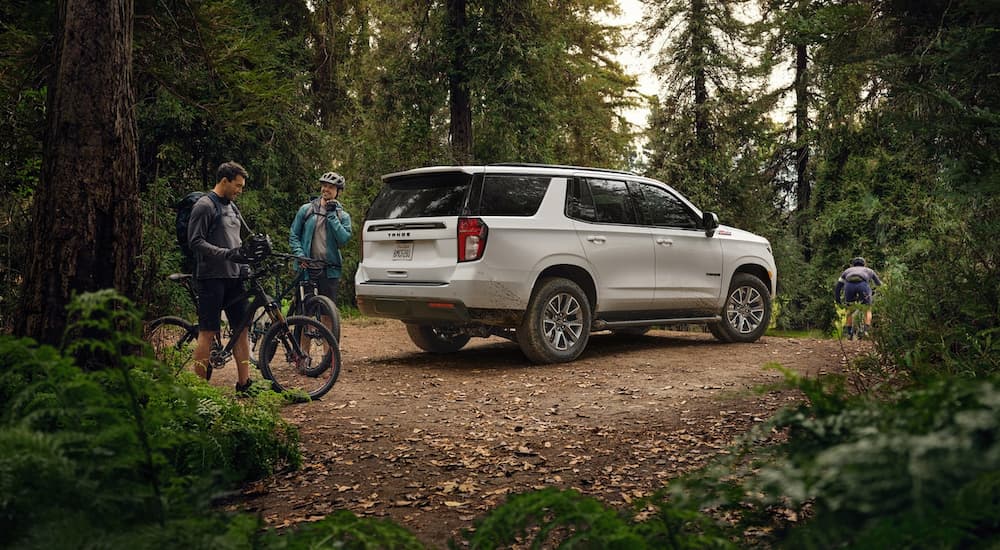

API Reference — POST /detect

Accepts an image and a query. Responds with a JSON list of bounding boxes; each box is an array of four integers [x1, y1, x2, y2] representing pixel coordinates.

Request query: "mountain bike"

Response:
[[840, 289, 876, 341], [145, 254, 342, 399], [245, 253, 341, 357], [148, 254, 341, 368]]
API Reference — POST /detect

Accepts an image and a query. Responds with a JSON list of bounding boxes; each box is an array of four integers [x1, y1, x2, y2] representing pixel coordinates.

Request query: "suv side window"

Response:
[[566, 178, 597, 221], [585, 178, 637, 224], [635, 182, 700, 229], [479, 175, 550, 216]]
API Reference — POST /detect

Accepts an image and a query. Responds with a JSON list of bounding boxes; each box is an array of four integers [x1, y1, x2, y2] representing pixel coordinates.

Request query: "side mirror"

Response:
[[703, 212, 719, 237]]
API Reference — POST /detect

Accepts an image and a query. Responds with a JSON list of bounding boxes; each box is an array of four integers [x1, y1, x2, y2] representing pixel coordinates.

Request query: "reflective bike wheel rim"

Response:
[[259, 315, 341, 400]]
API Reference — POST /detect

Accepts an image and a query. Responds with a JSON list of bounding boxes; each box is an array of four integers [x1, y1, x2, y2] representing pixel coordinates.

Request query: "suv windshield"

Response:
[[368, 172, 474, 219]]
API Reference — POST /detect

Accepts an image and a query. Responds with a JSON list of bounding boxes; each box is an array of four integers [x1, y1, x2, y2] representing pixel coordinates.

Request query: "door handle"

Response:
[[586, 235, 607, 243], [656, 238, 674, 246]]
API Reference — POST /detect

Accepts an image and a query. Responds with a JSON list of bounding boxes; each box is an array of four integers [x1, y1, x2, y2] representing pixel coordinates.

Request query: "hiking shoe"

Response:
[[235, 378, 255, 396]]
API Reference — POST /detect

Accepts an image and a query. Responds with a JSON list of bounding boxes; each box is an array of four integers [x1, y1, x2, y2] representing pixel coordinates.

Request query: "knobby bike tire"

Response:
[[146, 316, 211, 380], [258, 315, 341, 399], [298, 294, 342, 345]]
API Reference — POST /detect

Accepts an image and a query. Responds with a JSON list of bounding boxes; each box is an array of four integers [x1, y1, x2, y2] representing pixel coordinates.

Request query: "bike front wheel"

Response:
[[259, 315, 341, 399], [146, 316, 209, 379]]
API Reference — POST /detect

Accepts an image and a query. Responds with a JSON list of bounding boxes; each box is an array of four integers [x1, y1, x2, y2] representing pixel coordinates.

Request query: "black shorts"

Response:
[[196, 278, 249, 332], [844, 281, 872, 305]]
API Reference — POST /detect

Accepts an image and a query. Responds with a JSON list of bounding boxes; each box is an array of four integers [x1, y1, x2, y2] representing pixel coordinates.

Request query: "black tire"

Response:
[[707, 322, 733, 343], [718, 273, 771, 343], [299, 294, 342, 344], [259, 315, 341, 399], [146, 316, 210, 379], [518, 277, 592, 364], [611, 327, 650, 337], [406, 324, 471, 353]]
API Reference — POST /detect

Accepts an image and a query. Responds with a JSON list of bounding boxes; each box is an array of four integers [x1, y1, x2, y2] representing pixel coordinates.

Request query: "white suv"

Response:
[[355, 164, 776, 363]]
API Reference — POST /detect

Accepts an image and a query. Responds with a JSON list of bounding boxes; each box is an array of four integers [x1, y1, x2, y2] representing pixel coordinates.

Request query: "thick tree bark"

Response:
[[447, 0, 473, 163], [691, 0, 710, 150], [794, 41, 810, 212], [312, 0, 349, 131], [16, 0, 139, 344]]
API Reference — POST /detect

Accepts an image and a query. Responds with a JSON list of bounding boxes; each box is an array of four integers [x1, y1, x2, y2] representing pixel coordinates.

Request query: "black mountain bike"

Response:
[[145, 254, 341, 399], [246, 253, 341, 355]]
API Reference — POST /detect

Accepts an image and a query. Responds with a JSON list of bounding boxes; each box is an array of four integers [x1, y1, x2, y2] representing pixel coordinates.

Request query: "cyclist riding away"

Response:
[[289, 171, 353, 305], [188, 161, 270, 393], [834, 256, 883, 340]]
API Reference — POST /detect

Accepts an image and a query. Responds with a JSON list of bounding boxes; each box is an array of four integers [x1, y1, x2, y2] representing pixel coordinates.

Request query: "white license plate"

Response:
[[392, 242, 414, 261]]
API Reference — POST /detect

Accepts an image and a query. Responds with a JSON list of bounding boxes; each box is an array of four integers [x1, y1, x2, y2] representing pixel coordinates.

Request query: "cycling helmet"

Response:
[[851, 257, 866, 267], [319, 171, 345, 189]]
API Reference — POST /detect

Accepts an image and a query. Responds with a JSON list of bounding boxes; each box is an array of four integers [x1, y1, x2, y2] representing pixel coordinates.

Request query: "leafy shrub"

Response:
[[0, 290, 299, 547], [462, 487, 734, 549], [752, 369, 1000, 548]]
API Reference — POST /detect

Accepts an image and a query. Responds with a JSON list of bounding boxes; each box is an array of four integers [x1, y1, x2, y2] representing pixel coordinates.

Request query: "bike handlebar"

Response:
[[268, 252, 333, 270]]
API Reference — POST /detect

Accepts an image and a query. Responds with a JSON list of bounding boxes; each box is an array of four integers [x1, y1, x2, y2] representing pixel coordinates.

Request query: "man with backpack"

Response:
[[834, 256, 883, 340], [187, 161, 269, 393]]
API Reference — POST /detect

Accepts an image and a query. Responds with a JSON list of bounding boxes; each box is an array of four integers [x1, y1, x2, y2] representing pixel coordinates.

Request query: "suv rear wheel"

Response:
[[518, 277, 592, 364], [406, 324, 471, 353], [717, 273, 771, 343]]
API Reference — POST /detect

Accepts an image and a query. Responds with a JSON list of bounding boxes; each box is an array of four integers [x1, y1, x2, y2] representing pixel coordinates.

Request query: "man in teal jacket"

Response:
[[289, 172, 353, 304]]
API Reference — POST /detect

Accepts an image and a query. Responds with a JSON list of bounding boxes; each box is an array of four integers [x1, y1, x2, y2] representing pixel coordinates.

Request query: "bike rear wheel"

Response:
[[259, 315, 341, 399], [297, 294, 342, 344], [146, 316, 211, 379]]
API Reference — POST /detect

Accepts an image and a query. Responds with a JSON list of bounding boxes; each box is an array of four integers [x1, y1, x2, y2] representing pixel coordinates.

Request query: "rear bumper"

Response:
[[356, 293, 472, 323]]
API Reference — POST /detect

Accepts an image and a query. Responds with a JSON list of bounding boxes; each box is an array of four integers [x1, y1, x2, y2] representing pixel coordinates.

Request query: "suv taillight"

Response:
[[457, 217, 488, 262]]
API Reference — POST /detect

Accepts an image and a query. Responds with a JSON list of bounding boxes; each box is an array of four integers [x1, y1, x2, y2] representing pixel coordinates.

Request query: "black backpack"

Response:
[[173, 191, 224, 273]]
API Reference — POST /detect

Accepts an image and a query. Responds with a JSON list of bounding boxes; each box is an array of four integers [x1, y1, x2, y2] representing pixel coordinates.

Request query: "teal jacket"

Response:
[[289, 198, 353, 279]]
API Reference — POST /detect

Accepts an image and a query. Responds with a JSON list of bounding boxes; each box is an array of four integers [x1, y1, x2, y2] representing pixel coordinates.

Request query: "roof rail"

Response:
[[488, 162, 638, 177]]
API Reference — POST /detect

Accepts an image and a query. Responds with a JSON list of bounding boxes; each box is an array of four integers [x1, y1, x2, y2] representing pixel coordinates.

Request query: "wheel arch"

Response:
[[534, 264, 597, 309], [733, 262, 773, 296]]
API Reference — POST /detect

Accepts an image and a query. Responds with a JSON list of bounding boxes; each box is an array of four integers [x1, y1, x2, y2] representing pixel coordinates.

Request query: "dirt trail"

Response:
[[225, 319, 853, 547]]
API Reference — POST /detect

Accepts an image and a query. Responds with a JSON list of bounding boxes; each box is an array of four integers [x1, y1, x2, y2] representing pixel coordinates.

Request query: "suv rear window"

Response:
[[367, 172, 474, 219], [478, 175, 550, 216]]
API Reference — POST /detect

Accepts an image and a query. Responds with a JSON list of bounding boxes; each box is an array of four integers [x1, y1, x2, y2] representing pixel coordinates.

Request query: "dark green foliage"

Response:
[[465, 488, 644, 548], [462, 487, 733, 549], [0, 290, 299, 548], [260, 510, 427, 549], [755, 369, 1000, 548]]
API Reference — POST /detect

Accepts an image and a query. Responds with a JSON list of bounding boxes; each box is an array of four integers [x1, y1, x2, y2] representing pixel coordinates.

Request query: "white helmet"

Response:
[[319, 171, 345, 189]]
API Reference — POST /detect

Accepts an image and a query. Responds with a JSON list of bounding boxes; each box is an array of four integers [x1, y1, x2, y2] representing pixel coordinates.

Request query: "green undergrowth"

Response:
[[0, 291, 422, 549]]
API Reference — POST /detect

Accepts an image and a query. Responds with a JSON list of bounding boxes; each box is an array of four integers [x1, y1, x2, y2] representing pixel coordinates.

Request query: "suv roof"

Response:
[[381, 163, 639, 180]]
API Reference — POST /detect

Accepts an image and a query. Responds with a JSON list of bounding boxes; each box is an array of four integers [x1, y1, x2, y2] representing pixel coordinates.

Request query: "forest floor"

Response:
[[219, 318, 862, 548]]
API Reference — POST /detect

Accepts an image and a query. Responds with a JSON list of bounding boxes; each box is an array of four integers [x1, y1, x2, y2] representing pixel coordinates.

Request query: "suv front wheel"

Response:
[[716, 273, 771, 343], [518, 277, 592, 364], [405, 324, 471, 353]]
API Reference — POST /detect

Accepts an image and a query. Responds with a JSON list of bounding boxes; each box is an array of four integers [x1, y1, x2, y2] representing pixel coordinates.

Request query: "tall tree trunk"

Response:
[[794, 41, 810, 212], [691, 0, 710, 150], [16, 0, 139, 345], [447, 0, 473, 163], [313, 0, 348, 131]]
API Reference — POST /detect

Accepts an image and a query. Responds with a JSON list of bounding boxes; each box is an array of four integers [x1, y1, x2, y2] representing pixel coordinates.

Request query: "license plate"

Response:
[[392, 242, 414, 261]]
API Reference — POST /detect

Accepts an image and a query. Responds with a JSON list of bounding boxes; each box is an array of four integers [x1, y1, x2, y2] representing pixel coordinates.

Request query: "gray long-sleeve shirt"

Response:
[[188, 192, 244, 279]]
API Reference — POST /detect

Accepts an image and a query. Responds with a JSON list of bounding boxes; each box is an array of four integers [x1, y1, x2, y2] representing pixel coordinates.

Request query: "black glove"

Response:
[[326, 201, 343, 221], [234, 234, 272, 264], [225, 247, 251, 264]]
